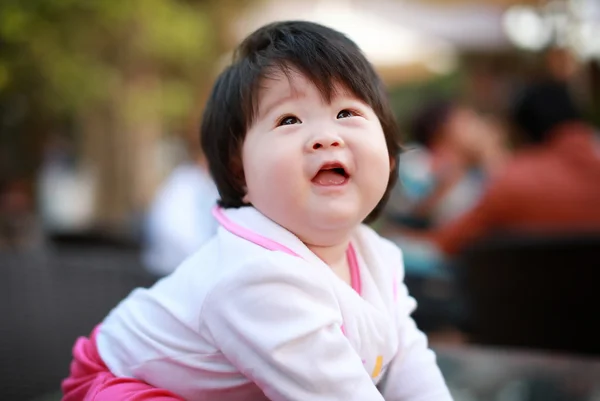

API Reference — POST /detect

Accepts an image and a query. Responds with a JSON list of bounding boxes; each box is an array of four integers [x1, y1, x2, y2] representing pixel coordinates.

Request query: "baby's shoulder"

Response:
[[162, 232, 323, 306], [99, 235, 303, 340]]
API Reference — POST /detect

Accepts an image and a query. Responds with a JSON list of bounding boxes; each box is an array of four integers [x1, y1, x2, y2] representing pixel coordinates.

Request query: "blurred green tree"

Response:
[[0, 0, 251, 227], [0, 0, 222, 121]]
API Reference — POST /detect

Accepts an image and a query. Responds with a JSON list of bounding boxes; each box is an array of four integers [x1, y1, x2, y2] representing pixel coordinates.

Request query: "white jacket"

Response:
[[97, 206, 453, 401]]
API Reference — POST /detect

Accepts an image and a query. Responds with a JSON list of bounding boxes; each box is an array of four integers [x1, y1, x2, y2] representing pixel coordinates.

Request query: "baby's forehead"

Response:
[[256, 70, 357, 108]]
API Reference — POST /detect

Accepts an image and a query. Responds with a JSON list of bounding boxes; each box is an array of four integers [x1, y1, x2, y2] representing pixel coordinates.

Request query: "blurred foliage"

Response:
[[0, 0, 216, 122], [0, 0, 259, 183]]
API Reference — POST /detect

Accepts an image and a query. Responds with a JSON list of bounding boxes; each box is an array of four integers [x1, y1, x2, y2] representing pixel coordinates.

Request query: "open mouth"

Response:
[[312, 162, 350, 186]]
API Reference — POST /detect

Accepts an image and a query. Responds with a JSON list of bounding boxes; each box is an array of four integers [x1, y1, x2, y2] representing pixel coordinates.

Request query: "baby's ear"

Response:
[[389, 157, 396, 172]]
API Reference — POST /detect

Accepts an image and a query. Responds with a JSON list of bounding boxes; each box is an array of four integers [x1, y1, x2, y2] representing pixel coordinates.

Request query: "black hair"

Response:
[[200, 20, 402, 223], [409, 99, 455, 148], [511, 80, 581, 144]]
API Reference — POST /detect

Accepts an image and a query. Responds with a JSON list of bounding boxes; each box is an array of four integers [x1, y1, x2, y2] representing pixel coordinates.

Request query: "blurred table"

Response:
[[435, 345, 600, 401], [18, 344, 600, 401]]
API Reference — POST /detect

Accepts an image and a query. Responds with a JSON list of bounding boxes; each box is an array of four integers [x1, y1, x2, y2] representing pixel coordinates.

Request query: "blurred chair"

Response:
[[0, 242, 156, 401], [458, 232, 600, 356]]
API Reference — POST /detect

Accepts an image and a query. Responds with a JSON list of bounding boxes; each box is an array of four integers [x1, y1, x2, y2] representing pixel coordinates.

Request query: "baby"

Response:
[[63, 20, 453, 401]]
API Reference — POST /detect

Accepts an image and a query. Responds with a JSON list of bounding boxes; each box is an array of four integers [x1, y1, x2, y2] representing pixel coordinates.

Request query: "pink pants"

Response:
[[61, 327, 183, 401]]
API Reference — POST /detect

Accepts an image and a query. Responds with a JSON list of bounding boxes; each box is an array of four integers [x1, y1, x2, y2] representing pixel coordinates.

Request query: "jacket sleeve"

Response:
[[202, 253, 385, 401], [379, 253, 454, 401]]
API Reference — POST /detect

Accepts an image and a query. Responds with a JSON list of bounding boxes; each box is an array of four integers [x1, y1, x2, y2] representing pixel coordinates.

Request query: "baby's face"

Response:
[[241, 70, 390, 246]]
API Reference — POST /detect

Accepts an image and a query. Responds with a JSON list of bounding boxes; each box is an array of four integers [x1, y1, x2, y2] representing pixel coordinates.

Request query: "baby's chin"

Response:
[[303, 208, 367, 239]]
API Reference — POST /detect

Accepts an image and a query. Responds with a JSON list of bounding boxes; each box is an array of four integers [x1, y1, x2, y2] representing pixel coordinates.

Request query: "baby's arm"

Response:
[[202, 254, 385, 401], [379, 277, 453, 400]]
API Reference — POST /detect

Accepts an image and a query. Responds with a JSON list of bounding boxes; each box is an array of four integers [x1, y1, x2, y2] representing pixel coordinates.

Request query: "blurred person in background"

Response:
[[416, 80, 600, 255], [0, 179, 44, 252], [387, 100, 507, 230], [382, 101, 508, 335], [37, 135, 97, 235], [142, 152, 219, 276]]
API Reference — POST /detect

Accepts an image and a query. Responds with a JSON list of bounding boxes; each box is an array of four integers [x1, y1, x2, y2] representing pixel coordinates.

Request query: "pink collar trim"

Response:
[[212, 207, 362, 295], [346, 243, 362, 295], [213, 206, 300, 257]]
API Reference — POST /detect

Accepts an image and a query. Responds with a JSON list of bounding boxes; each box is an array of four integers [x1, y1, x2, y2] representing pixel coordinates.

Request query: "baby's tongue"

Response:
[[312, 170, 345, 186]]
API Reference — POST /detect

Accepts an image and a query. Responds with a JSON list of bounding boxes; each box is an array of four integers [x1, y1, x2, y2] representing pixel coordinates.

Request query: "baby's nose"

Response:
[[309, 136, 345, 151]]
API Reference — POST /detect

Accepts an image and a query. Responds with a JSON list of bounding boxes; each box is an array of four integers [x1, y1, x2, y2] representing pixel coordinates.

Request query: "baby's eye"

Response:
[[337, 109, 357, 119], [278, 115, 302, 126]]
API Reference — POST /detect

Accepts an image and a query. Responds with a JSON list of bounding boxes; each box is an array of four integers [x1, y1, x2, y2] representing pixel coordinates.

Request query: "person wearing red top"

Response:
[[430, 80, 600, 254]]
